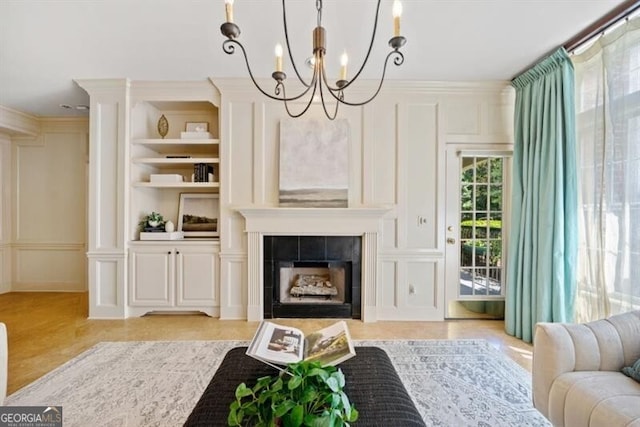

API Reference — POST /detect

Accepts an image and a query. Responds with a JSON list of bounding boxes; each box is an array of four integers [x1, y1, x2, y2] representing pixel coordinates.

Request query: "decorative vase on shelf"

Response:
[[164, 221, 175, 233], [157, 114, 169, 139], [148, 220, 160, 228]]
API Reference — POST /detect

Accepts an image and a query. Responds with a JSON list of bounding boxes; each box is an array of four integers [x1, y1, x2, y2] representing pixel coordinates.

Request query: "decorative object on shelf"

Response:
[[157, 114, 169, 139], [220, 0, 407, 120], [150, 174, 183, 183], [138, 211, 166, 232], [164, 220, 175, 233], [178, 193, 219, 237], [228, 360, 358, 427], [185, 122, 209, 132], [182, 122, 212, 140]]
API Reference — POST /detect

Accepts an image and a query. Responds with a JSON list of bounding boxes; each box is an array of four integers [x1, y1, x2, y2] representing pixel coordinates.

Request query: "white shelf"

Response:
[[132, 182, 220, 188], [132, 139, 219, 155], [132, 157, 219, 168]]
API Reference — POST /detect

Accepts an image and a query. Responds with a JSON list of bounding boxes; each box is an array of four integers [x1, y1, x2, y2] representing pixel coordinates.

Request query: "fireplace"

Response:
[[237, 206, 390, 322], [264, 236, 361, 319]]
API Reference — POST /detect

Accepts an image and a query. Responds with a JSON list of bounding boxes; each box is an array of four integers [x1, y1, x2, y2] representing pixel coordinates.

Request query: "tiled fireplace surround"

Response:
[[237, 207, 390, 322], [263, 235, 362, 319]]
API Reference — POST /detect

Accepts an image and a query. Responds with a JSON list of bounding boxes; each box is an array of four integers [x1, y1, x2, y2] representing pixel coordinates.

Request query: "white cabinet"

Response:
[[128, 242, 219, 316]]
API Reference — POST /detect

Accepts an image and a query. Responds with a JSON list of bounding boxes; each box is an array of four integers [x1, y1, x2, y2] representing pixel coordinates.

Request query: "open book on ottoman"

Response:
[[246, 320, 356, 370]]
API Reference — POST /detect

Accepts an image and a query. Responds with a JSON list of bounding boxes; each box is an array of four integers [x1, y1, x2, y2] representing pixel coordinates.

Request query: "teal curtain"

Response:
[[506, 48, 578, 343]]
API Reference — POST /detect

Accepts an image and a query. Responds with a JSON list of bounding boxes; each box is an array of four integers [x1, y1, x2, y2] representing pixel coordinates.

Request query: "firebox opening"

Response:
[[280, 262, 346, 305], [263, 235, 361, 319]]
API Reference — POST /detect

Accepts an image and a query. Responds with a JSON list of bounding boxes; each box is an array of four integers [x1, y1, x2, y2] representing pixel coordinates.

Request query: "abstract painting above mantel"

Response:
[[279, 118, 349, 208]]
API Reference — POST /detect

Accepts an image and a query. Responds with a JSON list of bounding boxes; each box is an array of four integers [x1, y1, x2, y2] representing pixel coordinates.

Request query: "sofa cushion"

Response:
[[549, 371, 640, 426], [622, 358, 640, 382]]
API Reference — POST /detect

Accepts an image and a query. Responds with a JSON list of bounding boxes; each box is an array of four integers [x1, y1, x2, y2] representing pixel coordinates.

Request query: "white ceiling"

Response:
[[0, 0, 625, 118]]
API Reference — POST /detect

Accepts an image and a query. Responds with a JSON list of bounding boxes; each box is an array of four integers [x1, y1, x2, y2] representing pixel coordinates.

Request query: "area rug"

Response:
[[5, 339, 550, 426]]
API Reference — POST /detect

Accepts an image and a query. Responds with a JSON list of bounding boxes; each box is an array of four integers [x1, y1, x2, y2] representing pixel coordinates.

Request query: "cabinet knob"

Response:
[[167, 251, 171, 254], [176, 251, 180, 254]]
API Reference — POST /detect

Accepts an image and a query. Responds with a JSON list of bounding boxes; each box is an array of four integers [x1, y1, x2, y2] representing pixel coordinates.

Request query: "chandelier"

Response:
[[220, 0, 406, 120]]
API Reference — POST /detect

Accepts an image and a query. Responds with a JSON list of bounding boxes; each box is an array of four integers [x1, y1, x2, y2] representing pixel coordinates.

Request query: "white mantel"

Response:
[[237, 206, 392, 322]]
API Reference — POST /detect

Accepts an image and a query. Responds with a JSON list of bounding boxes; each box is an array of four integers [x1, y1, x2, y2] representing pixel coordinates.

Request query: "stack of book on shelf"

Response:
[[140, 231, 184, 240], [180, 131, 213, 139], [193, 163, 214, 183], [140, 225, 184, 241]]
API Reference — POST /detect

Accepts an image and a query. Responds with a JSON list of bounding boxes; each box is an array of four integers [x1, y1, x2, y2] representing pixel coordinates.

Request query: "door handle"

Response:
[[446, 237, 456, 245]]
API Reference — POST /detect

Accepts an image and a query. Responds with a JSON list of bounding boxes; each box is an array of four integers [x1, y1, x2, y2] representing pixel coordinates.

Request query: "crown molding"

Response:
[[131, 80, 221, 105], [0, 105, 40, 137], [74, 78, 131, 94], [210, 77, 514, 98]]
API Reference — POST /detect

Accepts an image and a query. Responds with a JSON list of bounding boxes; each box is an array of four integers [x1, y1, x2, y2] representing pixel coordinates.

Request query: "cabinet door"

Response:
[[176, 246, 218, 306], [129, 246, 174, 306]]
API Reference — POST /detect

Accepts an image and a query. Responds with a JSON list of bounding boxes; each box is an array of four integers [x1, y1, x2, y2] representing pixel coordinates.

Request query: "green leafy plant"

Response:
[[228, 360, 358, 427], [138, 211, 165, 231]]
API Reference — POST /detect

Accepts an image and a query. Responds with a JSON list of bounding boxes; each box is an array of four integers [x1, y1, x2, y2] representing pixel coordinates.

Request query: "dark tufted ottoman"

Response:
[[184, 346, 425, 426]]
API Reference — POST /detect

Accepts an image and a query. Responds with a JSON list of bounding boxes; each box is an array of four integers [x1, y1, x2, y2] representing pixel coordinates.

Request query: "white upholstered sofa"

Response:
[[0, 322, 6, 404], [533, 310, 640, 427]]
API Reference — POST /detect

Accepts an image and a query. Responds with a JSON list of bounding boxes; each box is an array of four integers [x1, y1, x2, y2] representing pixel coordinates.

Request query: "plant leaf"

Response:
[[347, 407, 359, 422], [333, 370, 345, 389], [339, 391, 351, 414], [330, 393, 341, 408], [227, 407, 239, 426], [288, 375, 303, 390], [274, 399, 296, 417], [300, 387, 317, 404], [235, 383, 253, 399], [310, 414, 333, 427], [287, 404, 304, 426], [307, 368, 329, 380], [272, 377, 284, 392], [325, 377, 339, 393]]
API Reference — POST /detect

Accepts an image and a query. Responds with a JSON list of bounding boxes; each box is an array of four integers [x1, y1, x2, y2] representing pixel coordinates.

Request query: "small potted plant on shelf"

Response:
[[228, 360, 358, 427], [138, 212, 165, 232]]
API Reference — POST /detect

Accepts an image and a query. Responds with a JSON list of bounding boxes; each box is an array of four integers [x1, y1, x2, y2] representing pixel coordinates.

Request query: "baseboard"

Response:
[[11, 282, 87, 292]]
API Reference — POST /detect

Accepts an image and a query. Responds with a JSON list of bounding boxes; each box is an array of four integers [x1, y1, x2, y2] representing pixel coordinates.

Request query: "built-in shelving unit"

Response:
[[125, 92, 222, 317], [129, 99, 221, 245]]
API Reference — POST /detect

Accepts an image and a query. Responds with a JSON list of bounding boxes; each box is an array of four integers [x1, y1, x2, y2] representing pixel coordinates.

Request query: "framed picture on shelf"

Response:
[[177, 193, 219, 237], [185, 122, 209, 132]]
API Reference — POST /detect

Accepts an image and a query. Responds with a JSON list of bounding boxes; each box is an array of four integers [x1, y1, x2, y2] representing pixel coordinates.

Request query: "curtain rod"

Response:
[[564, 0, 640, 52]]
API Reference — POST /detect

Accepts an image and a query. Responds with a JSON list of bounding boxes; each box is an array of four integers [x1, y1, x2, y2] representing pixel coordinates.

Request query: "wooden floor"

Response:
[[0, 292, 533, 395]]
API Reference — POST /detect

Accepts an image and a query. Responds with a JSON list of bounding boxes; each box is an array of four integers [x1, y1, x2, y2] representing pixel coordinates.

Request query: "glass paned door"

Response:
[[459, 156, 504, 296], [445, 147, 511, 318]]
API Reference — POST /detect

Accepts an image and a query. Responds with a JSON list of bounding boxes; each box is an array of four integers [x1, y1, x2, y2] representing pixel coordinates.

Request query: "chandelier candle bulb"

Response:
[[340, 51, 348, 80], [224, 0, 234, 23], [393, 0, 402, 37], [275, 43, 283, 72]]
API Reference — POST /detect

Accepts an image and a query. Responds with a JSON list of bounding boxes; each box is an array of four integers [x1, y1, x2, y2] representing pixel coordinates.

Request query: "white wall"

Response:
[[3, 117, 88, 292], [214, 79, 514, 321], [0, 106, 89, 294], [0, 133, 11, 294]]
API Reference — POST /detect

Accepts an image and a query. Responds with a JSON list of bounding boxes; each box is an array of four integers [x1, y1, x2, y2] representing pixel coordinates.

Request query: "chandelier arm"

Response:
[[318, 71, 340, 120], [329, 50, 404, 107], [282, 0, 312, 88], [338, 0, 383, 91], [281, 76, 319, 118], [223, 39, 314, 102]]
